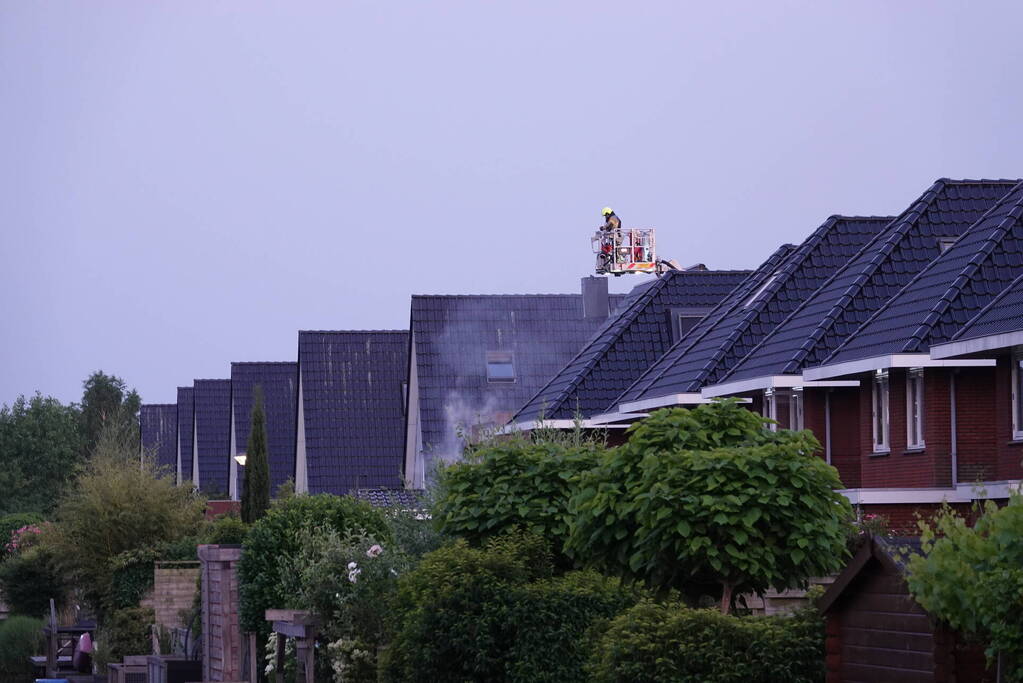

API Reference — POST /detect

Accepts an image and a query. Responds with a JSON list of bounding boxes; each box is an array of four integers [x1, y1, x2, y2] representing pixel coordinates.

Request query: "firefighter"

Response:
[[601, 207, 621, 233], [598, 207, 620, 270]]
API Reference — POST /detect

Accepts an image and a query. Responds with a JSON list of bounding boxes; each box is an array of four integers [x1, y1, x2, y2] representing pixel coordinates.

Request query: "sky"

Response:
[[3, 1, 1023, 406]]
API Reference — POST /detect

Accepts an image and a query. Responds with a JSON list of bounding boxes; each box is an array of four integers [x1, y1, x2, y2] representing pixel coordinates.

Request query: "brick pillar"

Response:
[[198, 544, 244, 682]]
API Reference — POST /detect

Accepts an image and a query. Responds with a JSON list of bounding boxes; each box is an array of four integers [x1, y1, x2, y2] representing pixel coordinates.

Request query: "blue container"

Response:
[[35, 679, 70, 683]]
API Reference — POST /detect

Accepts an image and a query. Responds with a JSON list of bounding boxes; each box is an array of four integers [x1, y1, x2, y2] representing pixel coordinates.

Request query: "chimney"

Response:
[[581, 276, 609, 319]]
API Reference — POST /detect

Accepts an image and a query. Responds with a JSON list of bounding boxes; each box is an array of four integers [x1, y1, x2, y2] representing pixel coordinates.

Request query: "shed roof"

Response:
[[176, 386, 194, 482], [193, 378, 232, 496], [513, 269, 751, 422], [721, 179, 1019, 383], [140, 404, 177, 474], [230, 362, 298, 496], [299, 330, 409, 495], [818, 535, 923, 615], [823, 181, 1023, 365], [616, 215, 891, 404]]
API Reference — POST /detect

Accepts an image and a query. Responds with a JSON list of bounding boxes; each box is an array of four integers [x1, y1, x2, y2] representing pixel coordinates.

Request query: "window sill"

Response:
[[869, 449, 890, 458], [1008, 439, 1023, 446], [904, 447, 926, 454]]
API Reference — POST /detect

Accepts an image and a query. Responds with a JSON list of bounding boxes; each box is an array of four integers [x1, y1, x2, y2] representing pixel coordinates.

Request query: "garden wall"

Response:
[[140, 561, 200, 632]]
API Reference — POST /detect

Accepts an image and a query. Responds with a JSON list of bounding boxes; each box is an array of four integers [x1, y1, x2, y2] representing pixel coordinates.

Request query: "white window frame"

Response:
[[1013, 355, 1023, 440], [486, 351, 516, 384], [790, 387, 804, 431], [906, 368, 925, 449], [872, 369, 890, 453], [764, 389, 778, 431]]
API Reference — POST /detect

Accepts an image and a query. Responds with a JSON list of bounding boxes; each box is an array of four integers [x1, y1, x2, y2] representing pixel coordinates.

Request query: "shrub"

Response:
[[238, 494, 390, 632], [382, 532, 640, 682], [588, 600, 824, 683], [0, 513, 44, 560], [0, 616, 43, 682], [199, 514, 249, 545], [433, 440, 600, 559], [95, 607, 154, 669], [0, 545, 67, 617]]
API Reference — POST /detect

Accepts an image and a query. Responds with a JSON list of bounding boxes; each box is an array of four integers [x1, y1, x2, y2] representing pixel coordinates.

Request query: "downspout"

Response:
[[950, 371, 958, 485], [824, 390, 832, 466]]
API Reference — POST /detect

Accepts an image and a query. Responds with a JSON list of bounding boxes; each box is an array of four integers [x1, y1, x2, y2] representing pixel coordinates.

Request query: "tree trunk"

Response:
[[720, 582, 734, 615]]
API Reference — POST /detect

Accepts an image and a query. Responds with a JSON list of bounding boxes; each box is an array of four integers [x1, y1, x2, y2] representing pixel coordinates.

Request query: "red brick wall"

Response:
[[855, 502, 976, 536], [955, 367, 997, 482], [822, 388, 861, 488], [993, 355, 1023, 480]]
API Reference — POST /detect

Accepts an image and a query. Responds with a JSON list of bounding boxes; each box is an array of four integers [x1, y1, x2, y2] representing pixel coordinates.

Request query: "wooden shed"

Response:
[[817, 535, 992, 683]]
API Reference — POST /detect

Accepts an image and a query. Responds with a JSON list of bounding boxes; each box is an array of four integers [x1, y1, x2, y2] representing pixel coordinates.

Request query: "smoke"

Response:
[[439, 391, 503, 461]]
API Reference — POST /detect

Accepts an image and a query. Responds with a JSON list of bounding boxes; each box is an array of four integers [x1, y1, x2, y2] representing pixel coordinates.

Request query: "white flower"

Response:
[[347, 567, 361, 583], [366, 544, 383, 558], [347, 561, 358, 570]]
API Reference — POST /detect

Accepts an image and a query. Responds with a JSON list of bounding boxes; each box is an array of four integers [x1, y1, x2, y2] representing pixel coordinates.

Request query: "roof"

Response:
[[721, 179, 1020, 384], [615, 215, 892, 404], [193, 379, 232, 496], [353, 487, 424, 509], [299, 330, 409, 495], [176, 386, 194, 482], [818, 535, 923, 615], [410, 292, 626, 458], [513, 270, 751, 422], [140, 404, 177, 475], [230, 362, 298, 496], [823, 181, 1023, 365], [948, 271, 1023, 344]]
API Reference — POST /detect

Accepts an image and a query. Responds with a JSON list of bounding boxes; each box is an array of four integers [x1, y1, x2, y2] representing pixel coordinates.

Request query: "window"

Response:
[[906, 368, 924, 449], [938, 237, 957, 253], [486, 351, 515, 383], [872, 370, 890, 453], [764, 389, 777, 431], [743, 273, 778, 309], [668, 308, 712, 343], [790, 388, 804, 431], [1013, 355, 1023, 440]]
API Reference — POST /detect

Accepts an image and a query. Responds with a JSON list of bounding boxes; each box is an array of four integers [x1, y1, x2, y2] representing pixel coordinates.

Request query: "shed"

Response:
[[818, 535, 991, 682]]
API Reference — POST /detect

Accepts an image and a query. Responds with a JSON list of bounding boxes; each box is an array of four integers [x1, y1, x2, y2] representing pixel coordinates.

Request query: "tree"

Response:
[[241, 386, 270, 524], [566, 400, 851, 612], [906, 497, 1023, 680], [0, 393, 85, 514], [80, 371, 141, 456]]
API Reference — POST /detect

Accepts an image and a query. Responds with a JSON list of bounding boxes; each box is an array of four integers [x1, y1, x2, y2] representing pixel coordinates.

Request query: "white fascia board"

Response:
[[805, 354, 996, 380], [619, 393, 707, 413], [931, 331, 1023, 359], [841, 480, 1022, 505], [587, 411, 648, 425], [700, 375, 860, 398], [505, 419, 631, 432]]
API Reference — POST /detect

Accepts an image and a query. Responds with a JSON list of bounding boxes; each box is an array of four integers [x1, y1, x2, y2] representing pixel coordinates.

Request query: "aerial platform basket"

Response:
[[592, 227, 658, 275]]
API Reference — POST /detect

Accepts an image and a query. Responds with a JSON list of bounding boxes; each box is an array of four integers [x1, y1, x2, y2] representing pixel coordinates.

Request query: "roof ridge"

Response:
[[938, 178, 1021, 186], [298, 329, 408, 334], [141, 403, 177, 407], [230, 361, 298, 366]]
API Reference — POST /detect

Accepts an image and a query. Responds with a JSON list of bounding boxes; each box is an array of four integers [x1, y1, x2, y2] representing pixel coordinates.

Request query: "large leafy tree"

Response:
[[566, 400, 851, 612], [241, 386, 270, 524], [906, 497, 1023, 680], [80, 371, 141, 455], [0, 393, 85, 514]]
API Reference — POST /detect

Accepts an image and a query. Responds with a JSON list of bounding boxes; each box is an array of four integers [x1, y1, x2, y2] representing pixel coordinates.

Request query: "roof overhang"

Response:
[[587, 411, 649, 425], [618, 393, 751, 413], [931, 330, 1023, 359], [840, 480, 1022, 505], [505, 418, 631, 432], [804, 353, 996, 381], [700, 375, 859, 398]]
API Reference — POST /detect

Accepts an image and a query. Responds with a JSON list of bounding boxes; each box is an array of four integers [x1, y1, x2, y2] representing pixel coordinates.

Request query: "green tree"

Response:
[[566, 401, 851, 612], [241, 386, 270, 524], [0, 393, 85, 515], [80, 371, 141, 456], [906, 497, 1023, 680]]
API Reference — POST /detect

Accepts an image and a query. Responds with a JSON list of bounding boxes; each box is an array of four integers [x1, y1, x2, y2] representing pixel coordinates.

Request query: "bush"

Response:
[[0, 545, 67, 617], [238, 494, 390, 632], [95, 606, 154, 669], [199, 514, 249, 545], [0, 513, 44, 560], [382, 532, 640, 682], [588, 600, 824, 683], [0, 616, 43, 682], [434, 440, 600, 559]]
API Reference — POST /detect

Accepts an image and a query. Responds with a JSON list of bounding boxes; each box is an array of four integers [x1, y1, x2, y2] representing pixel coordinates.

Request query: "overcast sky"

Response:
[[3, 1, 1023, 406]]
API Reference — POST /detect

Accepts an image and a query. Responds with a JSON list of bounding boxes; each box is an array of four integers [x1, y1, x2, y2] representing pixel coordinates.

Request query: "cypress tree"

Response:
[[242, 385, 271, 523]]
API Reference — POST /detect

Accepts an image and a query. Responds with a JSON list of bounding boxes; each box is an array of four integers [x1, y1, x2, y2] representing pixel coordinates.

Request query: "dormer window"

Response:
[[668, 307, 712, 343], [938, 237, 957, 253], [486, 351, 515, 383]]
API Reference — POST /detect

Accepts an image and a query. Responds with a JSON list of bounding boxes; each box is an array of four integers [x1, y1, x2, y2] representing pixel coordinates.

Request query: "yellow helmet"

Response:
[[601, 207, 614, 217]]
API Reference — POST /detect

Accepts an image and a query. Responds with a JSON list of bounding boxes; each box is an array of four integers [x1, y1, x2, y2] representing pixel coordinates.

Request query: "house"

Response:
[[295, 330, 409, 495], [192, 378, 232, 497], [818, 535, 991, 682], [229, 361, 298, 499], [403, 286, 631, 488], [697, 179, 1019, 494], [612, 214, 895, 416], [139, 403, 177, 474], [511, 268, 751, 428], [176, 386, 194, 485]]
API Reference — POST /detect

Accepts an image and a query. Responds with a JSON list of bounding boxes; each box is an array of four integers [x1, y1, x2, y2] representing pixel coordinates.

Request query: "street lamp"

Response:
[[234, 453, 247, 466]]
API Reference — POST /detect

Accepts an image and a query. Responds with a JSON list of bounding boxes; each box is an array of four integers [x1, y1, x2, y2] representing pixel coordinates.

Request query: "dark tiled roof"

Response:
[[411, 293, 625, 460], [513, 270, 751, 421], [176, 387, 194, 482], [615, 244, 796, 404], [824, 182, 1023, 364], [193, 379, 232, 496], [140, 404, 177, 475], [299, 331, 409, 495], [230, 362, 298, 496], [353, 487, 424, 509], [617, 215, 891, 402], [950, 271, 1023, 342], [722, 179, 1020, 383]]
